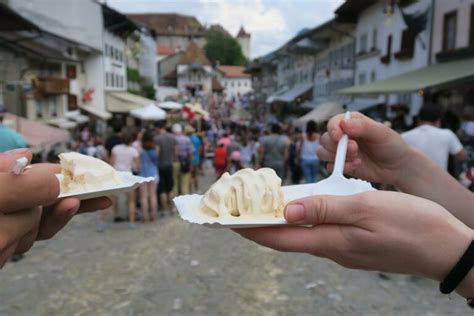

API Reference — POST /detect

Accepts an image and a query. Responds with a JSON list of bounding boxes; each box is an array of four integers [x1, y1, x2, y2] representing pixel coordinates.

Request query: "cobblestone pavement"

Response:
[[0, 165, 471, 316]]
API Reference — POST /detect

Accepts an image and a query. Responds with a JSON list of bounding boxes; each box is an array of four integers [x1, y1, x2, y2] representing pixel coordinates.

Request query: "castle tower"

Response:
[[236, 26, 251, 60]]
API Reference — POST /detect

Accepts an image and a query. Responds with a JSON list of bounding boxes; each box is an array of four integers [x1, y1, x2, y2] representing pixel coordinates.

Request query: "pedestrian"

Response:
[[228, 150, 244, 174], [288, 127, 302, 184], [213, 143, 227, 178], [401, 104, 467, 170], [0, 106, 26, 153], [239, 136, 254, 168], [235, 112, 474, 306], [189, 126, 202, 193], [154, 122, 177, 215], [107, 129, 140, 229], [258, 123, 289, 180], [172, 124, 193, 196], [299, 120, 321, 183], [138, 130, 159, 222], [105, 123, 122, 156]]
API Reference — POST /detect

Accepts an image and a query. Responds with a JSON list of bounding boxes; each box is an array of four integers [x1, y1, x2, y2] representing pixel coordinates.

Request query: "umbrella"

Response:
[[158, 101, 183, 110], [295, 102, 344, 125], [130, 104, 167, 121]]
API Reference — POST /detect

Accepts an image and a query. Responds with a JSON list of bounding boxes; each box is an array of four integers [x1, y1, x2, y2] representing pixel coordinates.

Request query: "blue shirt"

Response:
[[138, 148, 158, 178], [190, 135, 201, 166], [0, 124, 26, 153]]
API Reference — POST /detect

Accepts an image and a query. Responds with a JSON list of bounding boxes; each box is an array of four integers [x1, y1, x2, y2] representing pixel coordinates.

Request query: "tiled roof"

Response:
[[157, 46, 178, 56], [209, 24, 232, 37], [178, 42, 211, 66], [127, 13, 206, 36], [218, 65, 250, 78], [237, 26, 250, 38]]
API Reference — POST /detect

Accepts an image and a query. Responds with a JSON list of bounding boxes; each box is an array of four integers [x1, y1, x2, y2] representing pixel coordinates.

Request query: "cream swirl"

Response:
[[200, 168, 285, 218]]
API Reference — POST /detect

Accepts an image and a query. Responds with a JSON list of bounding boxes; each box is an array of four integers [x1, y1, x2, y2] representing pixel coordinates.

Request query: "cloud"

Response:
[[107, 0, 344, 58]]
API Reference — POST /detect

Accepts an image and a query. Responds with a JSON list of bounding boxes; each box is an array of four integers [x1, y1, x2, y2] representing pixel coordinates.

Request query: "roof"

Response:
[[178, 42, 211, 66], [335, 0, 376, 23], [0, 3, 40, 31], [127, 13, 206, 36], [209, 24, 232, 37], [157, 46, 178, 56], [103, 5, 139, 36], [338, 58, 474, 95], [237, 26, 250, 38], [218, 66, 250, 78]]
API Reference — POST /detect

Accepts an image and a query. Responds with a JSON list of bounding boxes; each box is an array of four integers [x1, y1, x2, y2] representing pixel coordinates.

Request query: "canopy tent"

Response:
[[338, 58, 474, 95], [80, 105, 112, 120], [273, 83, 313, 103], [65, 111, 89, 124], [345, 98, 381, 112], [47, 117, 77, 129], [130, 104, 167, 121], [3, 113, 70, 153], [107, 92, 157, 113], [295, 102, 344, 126], [158, 101, 183, 110], [266, 87, 288, 103]]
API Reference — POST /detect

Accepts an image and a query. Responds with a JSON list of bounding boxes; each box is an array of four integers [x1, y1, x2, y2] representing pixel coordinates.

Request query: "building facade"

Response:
[[217, 65, 252, 101]]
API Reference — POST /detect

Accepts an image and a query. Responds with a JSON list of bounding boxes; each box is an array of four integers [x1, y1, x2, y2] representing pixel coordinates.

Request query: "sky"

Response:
[[107, 0, 345, 59]]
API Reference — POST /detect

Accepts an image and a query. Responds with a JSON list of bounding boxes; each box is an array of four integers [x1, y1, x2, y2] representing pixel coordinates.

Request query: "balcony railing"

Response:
[[36, 77, 70, 95]]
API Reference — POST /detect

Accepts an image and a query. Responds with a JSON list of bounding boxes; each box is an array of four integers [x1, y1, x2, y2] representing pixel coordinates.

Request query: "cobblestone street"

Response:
[[0, 165, 471, 315]]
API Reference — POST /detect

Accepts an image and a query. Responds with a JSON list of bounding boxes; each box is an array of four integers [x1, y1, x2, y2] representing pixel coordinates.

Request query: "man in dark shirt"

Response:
[[105, 124, 122, 155], [154, 121, 178, 214]]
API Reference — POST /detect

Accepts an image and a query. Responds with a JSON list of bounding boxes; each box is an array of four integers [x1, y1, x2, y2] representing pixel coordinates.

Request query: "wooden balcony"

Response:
[[36, 77, 69, 95]]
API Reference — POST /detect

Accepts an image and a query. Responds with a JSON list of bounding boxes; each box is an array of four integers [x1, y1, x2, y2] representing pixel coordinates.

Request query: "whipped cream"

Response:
[[200, 168, 285, 218], [59, 152, 123, 193]]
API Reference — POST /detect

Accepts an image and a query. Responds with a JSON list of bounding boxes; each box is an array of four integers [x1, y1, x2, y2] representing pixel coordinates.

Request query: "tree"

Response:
[[204, 30, 247, 66]]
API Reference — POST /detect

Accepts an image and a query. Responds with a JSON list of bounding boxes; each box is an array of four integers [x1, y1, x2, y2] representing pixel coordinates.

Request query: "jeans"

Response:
[[301, 159, 320, 184]]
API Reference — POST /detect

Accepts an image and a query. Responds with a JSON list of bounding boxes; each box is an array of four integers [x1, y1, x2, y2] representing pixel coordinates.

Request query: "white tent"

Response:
[[295, 102, 344, 126], [158, 101, 183, 110], [130, 104, 167, 121]]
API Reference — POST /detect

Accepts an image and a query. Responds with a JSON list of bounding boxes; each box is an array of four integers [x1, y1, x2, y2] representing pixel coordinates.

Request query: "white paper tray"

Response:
[[174, 183, 315, 228], [57, 171, 155, 200]]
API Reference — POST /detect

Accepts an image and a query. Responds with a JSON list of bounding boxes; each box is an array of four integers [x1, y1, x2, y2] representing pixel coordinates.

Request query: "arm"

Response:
[[455, 148, 468, 161]]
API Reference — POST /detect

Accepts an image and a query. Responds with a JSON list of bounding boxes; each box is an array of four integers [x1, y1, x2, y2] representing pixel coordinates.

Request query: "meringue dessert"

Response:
[[59, 152, 123, 193], [200, 168, 285, 218]]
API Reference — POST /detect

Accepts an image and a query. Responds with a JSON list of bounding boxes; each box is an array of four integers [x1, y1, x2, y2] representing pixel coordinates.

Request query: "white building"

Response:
[[217, 66, 252, 101], [336, 0, 432, 119], [176, 42, 214, 95], [236, 26, 251, 60]]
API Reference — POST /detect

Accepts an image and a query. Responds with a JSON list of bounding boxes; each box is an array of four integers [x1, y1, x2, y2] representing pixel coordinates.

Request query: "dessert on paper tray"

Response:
[[200, 168, 285, 219], [59, 152, 123, 193]]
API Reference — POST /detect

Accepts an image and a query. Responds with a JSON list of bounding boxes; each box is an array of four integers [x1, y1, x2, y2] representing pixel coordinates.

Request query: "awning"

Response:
[[107, 92, 156, 113], [65, 111, 89, 124], [80, 105, 112, 120], [3, 113, 70, 153], [273, 83, 313, 103], [48, 117, 77, 129], [295, 102, 344, 126], [158, 101, 183, 110], [266, 87, 288, 103], [338, 58, 474, 95], [130, 104, 167, 121], [345, 98, 381, 112]]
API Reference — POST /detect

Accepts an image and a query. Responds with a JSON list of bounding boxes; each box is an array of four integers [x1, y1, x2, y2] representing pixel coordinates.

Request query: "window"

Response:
[[36, 100, 44, 118], [359, 33, 368, 53], [396, 29, 416, 59], [358, 73, 366, 85], [470, 5, 474, 46], [111, 73, 115, 87], [49, 99, 57, 117], [443, 10, 457, 51], [66, 65, 77, 79], [372, 28, 377, 50], [381, 34, 392, 64], [104, 44, 109, 56], [370, 71, 376, 82], [68, 94, 78, 111]]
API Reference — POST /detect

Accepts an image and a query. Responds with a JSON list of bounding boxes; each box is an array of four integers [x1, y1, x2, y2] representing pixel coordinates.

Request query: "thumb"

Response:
[[285, 195, 360, 225], [340, 115, 392, 144], [0, 148, 32, 172]]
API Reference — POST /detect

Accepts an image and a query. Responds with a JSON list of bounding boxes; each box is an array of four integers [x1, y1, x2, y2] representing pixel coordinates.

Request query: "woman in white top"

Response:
[[109, 129, 140, 229], [299, 120, 320, 184]]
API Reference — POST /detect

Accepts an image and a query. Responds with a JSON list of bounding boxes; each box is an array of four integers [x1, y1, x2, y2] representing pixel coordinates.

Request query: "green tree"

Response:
[[204, 30, 247, 66]]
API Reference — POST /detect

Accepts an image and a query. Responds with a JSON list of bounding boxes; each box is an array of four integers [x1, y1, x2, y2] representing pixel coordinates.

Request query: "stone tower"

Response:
[[236, 26, 251, 60]]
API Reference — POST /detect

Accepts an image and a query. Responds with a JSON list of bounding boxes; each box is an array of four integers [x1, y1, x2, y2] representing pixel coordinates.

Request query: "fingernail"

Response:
[[285, 204, 305, 223], [4, 148, 29, 155]]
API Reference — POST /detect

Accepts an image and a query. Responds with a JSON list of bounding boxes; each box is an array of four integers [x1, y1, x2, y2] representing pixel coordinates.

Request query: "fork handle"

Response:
[[332, 112, 351, 177]]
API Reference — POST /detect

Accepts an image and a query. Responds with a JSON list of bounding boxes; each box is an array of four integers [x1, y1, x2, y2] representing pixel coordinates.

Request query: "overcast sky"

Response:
[[107, 0, 345, 59]]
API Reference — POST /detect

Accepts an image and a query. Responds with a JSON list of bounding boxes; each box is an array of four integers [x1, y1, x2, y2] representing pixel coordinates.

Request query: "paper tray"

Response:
[[174, 183, 315, 228], [57, 171, 155, 200]]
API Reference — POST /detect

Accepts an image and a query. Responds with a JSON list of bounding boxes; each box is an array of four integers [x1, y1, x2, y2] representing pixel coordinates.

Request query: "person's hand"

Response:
[[317, 112, 411, 186], [0, 149, 111, 267], [235, 191, 473, 286]]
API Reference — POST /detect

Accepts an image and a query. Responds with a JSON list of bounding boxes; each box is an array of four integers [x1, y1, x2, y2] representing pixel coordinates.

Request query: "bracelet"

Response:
[[440, 240, 474, 294]]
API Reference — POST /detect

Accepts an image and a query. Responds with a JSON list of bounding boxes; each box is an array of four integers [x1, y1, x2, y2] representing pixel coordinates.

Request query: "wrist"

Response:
[[394, 147, 421, 189]]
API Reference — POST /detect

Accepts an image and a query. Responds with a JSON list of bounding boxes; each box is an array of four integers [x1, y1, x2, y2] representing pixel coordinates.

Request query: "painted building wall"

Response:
[[176, 65, 213, 92], [431, 0, 474, 61], [104, 31, 127, 92], [237, 36, 251, 60], [221, 77, 252, 101], [156, 36, 206, 51]]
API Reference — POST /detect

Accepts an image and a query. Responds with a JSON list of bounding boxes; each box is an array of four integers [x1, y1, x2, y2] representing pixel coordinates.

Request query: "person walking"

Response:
[[299, 120, 321, 183], [288, 128, 303, 184], [189, 126, 202, 193], [258, 123, 289, 180], [138, 130, 159, 222], [0, 106, 26, 153], [108, 129, 140, 229], [239, 136, 254, 168], [173, 124, 193, 196], [154, 122, 177, 215]]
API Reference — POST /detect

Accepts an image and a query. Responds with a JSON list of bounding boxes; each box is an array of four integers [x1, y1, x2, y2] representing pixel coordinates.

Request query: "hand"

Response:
[[317, 112, 411, 186], [235, 191, 473, 284], [0, 149, 111, 268]]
